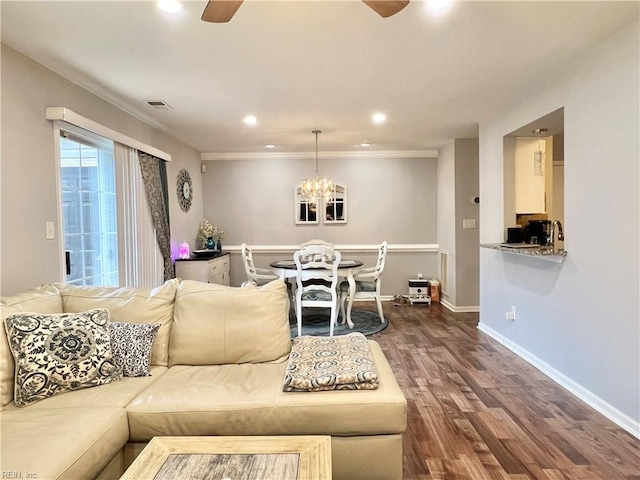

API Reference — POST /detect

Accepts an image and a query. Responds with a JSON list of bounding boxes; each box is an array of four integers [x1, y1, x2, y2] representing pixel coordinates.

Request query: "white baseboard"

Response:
[[441, 298, 480, 313], [477, 322, 640, 439], [356, 296, 479, 312]]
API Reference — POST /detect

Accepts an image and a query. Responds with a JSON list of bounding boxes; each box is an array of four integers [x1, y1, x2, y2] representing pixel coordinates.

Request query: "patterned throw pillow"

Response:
[[3, 308, 123, 407], [108, 322, 160, 377]]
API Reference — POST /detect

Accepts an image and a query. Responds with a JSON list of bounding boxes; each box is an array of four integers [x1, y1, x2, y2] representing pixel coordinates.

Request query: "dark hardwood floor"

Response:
[[359, 301, 640, 480]]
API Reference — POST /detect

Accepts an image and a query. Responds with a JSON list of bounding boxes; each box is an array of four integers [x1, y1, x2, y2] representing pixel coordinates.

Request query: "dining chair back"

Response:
[[299, 239, 335, 262], [339, 241, 387, 323], [293, 245, 342, 337], [241, 243, 280, 285]]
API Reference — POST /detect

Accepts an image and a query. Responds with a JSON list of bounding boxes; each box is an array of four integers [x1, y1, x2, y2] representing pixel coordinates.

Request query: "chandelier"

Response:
[[300, 130, 335, 203]]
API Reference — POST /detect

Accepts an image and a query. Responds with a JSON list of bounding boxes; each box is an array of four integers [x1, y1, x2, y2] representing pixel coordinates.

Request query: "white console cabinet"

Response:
[[175, 253, 230, 286]]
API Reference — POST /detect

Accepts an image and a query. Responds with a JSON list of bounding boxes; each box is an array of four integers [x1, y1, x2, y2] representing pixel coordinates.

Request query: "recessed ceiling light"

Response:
[[360, 143, 371, 147], [425, 0, 454, 17], [243, 115, 258, 126], [157, 0, 183, 13], [264, 144, 276, 149], [372, 113, 387, 125]]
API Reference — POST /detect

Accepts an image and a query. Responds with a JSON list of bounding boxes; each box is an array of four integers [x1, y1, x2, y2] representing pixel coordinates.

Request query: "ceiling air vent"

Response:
[[146, 100, 173, 110]]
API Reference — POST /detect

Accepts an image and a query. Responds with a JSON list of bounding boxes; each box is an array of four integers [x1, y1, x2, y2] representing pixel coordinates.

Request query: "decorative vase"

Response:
[[206, 237, 215, 250], [216, 240, 222, 252]]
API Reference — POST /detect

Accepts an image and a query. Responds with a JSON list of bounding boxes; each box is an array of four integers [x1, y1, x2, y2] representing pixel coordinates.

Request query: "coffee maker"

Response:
[[525, 220, 552, 245]]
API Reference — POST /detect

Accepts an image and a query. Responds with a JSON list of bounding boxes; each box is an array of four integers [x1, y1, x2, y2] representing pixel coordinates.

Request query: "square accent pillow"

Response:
[[4, 308, 123, 407], [108, 321, 160, 377]]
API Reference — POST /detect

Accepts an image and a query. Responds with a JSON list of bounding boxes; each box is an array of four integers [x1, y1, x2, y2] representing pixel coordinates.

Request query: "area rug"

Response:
[[290, 308, 387, 337]]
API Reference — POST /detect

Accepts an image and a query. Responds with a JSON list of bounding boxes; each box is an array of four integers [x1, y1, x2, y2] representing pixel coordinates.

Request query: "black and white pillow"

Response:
[[108, 322, 160, 377], [4, 309, 123, 407]]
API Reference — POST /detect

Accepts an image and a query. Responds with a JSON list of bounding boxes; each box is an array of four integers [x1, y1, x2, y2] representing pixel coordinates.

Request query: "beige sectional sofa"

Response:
[[1, 279, 406, 480]]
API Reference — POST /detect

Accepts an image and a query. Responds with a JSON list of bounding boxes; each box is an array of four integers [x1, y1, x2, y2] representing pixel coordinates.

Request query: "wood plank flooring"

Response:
[[360, 302, 640, 480]]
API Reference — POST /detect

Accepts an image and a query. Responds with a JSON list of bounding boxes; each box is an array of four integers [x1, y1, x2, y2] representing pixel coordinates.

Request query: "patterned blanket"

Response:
[[283, 333, 379, 392]]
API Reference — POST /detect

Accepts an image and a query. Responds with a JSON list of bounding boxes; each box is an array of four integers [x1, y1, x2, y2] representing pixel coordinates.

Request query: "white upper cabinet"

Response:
[[515, 137, 552, 214]]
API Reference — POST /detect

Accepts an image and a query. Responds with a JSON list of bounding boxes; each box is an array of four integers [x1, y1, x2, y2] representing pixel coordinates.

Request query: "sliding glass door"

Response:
[[59, 131, 118, 286]]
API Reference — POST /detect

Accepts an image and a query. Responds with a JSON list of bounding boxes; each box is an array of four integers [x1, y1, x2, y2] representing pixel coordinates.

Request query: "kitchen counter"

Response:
[[480, 243, 567, 263]]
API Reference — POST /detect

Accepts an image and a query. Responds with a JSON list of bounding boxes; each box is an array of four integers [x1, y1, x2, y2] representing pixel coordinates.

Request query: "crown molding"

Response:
[[200, 149, 438, 161]]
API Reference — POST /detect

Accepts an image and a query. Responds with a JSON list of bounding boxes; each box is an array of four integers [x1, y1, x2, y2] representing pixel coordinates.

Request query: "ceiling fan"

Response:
[[201, 1, 410, 23]]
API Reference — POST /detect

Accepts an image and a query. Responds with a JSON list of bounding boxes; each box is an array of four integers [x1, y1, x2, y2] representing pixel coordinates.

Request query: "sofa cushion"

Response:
[[0, 406, 129, 480], [170, 279, 290, 366], [300, 290, 334, 301], [126, 341, 405, 441], [127, 363, 283, 441], [4, 309, 123, 407], [3, 366, 167, 410], [0, 284, 63, 407], [56, 279, 178, 367], [339, 280, 377, 293], [109, 322, 160, 377]]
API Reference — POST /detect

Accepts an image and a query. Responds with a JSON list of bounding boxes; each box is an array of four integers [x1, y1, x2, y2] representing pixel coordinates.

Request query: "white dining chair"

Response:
[[300, 239, 334, 248], [339, 241, 387, 324], [299, 239, 335, 261], [293, 245, 342, 337], [241, 243, 280, 286]]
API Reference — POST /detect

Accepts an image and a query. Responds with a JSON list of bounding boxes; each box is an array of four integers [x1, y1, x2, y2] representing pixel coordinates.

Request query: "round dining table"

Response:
[[269, 259, 363, 329]]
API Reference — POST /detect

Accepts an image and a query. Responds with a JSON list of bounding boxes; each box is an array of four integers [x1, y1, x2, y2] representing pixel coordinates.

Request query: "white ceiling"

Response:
[[1, 1, 638, 155]]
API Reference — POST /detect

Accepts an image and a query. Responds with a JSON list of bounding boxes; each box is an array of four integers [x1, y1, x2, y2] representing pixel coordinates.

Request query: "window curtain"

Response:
[[138, 152, 175, 281], [114, 144, 164, 287]]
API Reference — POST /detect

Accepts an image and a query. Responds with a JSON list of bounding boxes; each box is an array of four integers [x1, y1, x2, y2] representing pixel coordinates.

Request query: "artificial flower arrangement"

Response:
[[197, 219, 225, 249]]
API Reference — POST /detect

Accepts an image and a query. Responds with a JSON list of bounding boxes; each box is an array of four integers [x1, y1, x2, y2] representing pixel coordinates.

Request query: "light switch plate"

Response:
[[46, 221, 55, 239], [463, 219, 477, 229]]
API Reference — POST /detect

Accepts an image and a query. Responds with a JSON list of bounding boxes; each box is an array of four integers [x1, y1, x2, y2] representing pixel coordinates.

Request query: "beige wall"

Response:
[[453, 138, 479, 308], [202, 155, 441, 295], [436, 139, 480, 310], [1, 45, 204, 295], [202, 156, 437, 245], [479, 21, 639, 431], [437, 141, 456, 303]]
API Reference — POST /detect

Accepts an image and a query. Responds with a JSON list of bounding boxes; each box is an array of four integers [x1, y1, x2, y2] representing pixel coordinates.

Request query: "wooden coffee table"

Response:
[[120, 435, 332, 480]]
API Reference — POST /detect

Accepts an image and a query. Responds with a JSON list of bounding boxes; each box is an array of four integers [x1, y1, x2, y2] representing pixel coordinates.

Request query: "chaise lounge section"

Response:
[[1, 279, 406, 480]]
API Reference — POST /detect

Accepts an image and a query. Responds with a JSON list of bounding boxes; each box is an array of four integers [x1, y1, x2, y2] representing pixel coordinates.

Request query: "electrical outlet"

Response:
[[462, 219, 477, 229], [505, 306, 516, 321]]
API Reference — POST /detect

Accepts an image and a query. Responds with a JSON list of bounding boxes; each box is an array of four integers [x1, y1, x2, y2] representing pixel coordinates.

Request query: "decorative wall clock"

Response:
[[177, 168, 193, 212]]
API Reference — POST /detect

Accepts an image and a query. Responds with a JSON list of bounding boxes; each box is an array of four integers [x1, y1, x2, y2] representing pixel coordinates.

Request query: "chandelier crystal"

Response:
[[300, 130, 335, 203]]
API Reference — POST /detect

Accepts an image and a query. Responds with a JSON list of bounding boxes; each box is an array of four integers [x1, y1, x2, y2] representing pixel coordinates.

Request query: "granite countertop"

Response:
[[480, 243, 567, 262], [175, 251, 229, 261]]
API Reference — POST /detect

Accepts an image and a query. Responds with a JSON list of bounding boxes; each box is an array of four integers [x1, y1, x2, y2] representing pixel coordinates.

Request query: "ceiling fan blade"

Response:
[[201, 0, 244, 23], [362, 0, 409, 18]]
